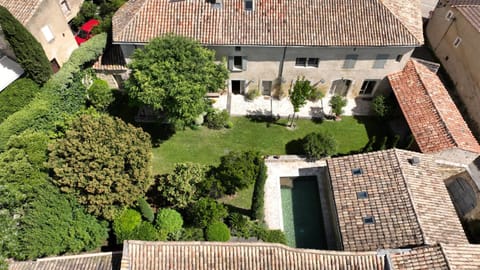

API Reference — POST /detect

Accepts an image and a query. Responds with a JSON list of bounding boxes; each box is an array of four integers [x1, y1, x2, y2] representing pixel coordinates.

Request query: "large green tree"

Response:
[[48, 113, 153, 220], [0, 6, 52, 85], [125, 34, 229, 127], [214, 151, 262, 195]]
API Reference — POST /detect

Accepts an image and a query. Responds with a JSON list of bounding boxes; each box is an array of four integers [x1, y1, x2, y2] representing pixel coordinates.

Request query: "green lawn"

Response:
[[152, 116, 380, 175]]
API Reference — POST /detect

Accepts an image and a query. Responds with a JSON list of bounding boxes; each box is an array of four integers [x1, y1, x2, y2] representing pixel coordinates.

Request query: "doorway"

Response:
[[329, 79, 352, 96], [231, 80, 245, 95]]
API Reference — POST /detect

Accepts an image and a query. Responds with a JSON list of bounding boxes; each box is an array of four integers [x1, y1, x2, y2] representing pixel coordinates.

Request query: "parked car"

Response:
[[75, 19, 100, 45]]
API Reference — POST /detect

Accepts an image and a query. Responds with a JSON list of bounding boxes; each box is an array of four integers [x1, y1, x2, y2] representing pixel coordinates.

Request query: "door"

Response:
[[231, 80, 245, 95], [262, 80, 272, 96], [329, 79, 352, 96]]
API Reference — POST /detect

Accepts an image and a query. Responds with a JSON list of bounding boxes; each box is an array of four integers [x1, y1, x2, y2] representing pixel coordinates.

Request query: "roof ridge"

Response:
[[411, 60, 465, 150], [439, 243, 454, 270], [378, 0, 424, 44], [392, 149, 428, 245]]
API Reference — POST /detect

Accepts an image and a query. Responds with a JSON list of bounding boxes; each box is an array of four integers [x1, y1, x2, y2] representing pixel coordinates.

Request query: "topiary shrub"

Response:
[[155, 208, 184, 239], [188, 198, 228, 228], [87, 79, 114, 111], [251, 160, 267, 221], [204, 109, 230, 129], [137, 197, 154, 222], [178, 227, 205, 241], [0, 78, 39, 123], [113, 209, 142, 244], [130, 221, 158, 241], [214, 151, 262, 194], [205, 222, 230, 242], [302, 132, 337, 160], [329, 95, 347, 117], [0, 7, 52, 85]]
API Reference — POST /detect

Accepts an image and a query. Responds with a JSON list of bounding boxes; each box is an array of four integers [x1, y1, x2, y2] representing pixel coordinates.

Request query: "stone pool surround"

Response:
[[264, 155, 340, 250]]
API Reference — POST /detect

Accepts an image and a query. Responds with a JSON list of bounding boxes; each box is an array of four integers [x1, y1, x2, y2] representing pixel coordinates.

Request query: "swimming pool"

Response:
[[280, 176, 327, 249]]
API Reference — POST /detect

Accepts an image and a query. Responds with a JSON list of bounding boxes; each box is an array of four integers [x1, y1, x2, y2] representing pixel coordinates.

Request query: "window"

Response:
[[363, 216, 375, 224], [343, 54, 358, 69], [245, 0, 253, 11], [41, 25, 54, 43], [235, 46, 241, 51], [60, 0, 70, 14], [445, 10, 454, 20], [357, 191, 369, 199], [396, 54, 403, 62], [360, 80, 378, 95], [453, 37, 462, 48], [373, 54, 389, 69], [295, 57, 319, 67], [262, 80, 272, 95], [228, 56, 247, 71]]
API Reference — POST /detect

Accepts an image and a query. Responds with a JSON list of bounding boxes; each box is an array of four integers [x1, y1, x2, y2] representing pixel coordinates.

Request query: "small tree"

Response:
[[329, 95, 347, 118], [206, 222, 230, 242], [157, 163, 207, 208], [155, 208, 184, 239], [302, 132, 338, 160], [87, 79, 114, 111], [251, 161, 267, 221], [0, 6, 52, 85], [188, 198, 228, 228], [137, 197, 154, 222], [289, 78, 314, 127], [372, 95, 391, 120], [113, 209, 142, 244], [126, 34, 229, 128], [215, 151, 262, 194], [48, 113, 153, 220]]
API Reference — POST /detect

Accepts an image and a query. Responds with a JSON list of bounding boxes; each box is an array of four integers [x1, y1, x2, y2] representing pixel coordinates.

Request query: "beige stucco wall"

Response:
[[427, 5, 480, 133], [25, 0, 78, 66], [421, 0, 439, 18], [62, 0, 84, 21]]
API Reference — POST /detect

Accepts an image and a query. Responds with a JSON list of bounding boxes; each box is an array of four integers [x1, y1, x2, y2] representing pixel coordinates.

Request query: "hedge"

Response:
[[0, 78, 39, 123], [0, 33, 107, 151], [251, 159, 267, 221]]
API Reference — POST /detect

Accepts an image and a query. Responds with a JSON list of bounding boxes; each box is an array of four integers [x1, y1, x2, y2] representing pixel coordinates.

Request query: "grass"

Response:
[[152, 116, 381, 175]]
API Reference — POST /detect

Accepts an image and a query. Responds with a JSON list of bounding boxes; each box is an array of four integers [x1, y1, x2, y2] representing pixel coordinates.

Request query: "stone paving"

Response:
[[212, 93, 372, 117]]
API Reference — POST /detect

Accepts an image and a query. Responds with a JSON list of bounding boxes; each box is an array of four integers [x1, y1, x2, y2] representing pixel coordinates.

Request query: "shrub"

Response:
[[137, 198, 154, 222], [302, 132, 338, 160], [131, 222, 158, 241], [205, 109, 230, 129], [188, 198, 228, 228], [113, 209, 142, 244], [206, 222, 230, 242], [0, 33, 107, 151], [71, 0, 98, 28], [329, 95, 347, 116], [215, 151, 262, 194], [363, 136, 376, 153], [178, 227, 205, 241], [391, 134, 400, 149], [227, 213, 253, 238], [251, 161, 267, 221], [0, 6, 52, 85], [245, 87, 260, 101], [309, 86, 326, 102], [87, 79, 114, 111], [372, 95, 392, 119], [0, 79, 39, 123], [261, 230, 287, 244], [379, 136, 388, 150], [155, 208, 184, 238]]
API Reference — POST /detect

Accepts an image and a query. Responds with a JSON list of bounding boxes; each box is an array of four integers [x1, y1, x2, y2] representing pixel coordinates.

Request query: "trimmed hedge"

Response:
[[206, 222, 230, 242], [113, 209, 142, 244], [302, 132, 337, 160], [87, 78, 114, 111], [0, 33, 107, 151], [0, 6, 52, 85], [0, 78, 39, 123], [251, 160, 267, 221]]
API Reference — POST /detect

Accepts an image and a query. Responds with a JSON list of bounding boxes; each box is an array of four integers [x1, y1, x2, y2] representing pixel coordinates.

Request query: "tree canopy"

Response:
[[0, 6, 52, 85], [214, 151, 262, 195], [48, 113, 153, 220], [125, 34, 229, 127]]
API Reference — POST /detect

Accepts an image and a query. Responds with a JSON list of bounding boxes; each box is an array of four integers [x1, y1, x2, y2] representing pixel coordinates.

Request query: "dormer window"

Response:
[[245, 0, 253, 11]]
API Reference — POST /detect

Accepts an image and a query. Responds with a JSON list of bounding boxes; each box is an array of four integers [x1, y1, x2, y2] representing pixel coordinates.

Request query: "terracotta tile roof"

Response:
[[8, 252, 122, 270], [112, 0, 423, 46], [0, 0, 44, 25], [120, 241, 385, 270], [388, 60, 480, 154], [441, 244, 480, 269], [327, 149, 468, 252], [93, 45, 127, 72], [389, 245, 449, 270]]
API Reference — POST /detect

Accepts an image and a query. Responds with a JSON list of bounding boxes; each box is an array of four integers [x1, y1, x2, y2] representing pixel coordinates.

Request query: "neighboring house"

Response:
[[426, 0, 480, 134], [0, 28, 23, 91], [389, 59, 480, 156], [112, 0, 423, 116], [421, 0, 440, 18], [0, 0, 83, 68]]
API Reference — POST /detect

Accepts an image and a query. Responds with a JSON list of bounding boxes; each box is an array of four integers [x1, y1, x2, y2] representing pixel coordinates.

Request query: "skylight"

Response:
[[352, 168, 363, 176], [363, 216, 375, 225], [356, 191, 369, 199]]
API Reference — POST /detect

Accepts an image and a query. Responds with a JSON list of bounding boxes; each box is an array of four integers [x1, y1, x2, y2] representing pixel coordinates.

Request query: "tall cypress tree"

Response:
[[0, 6, 53, 85]]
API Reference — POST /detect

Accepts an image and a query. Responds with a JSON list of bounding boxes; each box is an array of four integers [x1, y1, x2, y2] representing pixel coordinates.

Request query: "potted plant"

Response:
[[329, 95, 347, 120]]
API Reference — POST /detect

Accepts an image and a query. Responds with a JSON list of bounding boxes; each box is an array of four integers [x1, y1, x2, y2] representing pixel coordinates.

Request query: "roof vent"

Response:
[[245, 0, 253, 11], [352, 168, 363, 176], [363, 216, 375, 225], [357, 191, 369, 199], [409, 156, 420, 166]]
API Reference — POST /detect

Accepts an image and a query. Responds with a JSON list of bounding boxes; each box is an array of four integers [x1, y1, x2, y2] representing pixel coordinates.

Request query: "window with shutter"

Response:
[[373, 54, 388, 69], [343, 54, 358, 69]]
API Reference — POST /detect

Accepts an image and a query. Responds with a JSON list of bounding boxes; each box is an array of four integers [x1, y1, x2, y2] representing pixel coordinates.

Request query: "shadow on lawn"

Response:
[[224, 203, 251, 217]]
